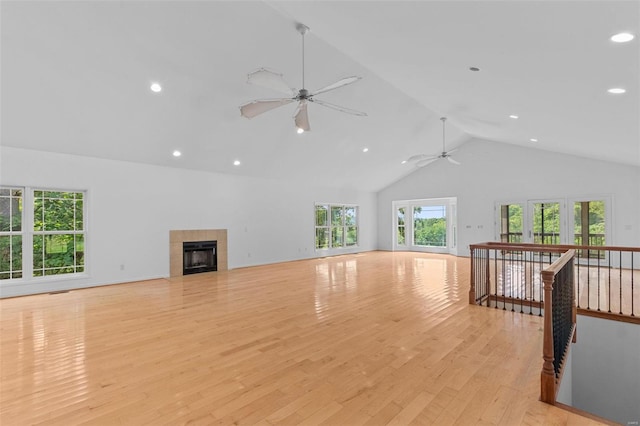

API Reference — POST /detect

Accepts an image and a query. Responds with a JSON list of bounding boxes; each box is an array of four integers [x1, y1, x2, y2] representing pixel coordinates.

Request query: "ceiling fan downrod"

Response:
[[441, 117, 447, 154], [297, 23, 309, 91]]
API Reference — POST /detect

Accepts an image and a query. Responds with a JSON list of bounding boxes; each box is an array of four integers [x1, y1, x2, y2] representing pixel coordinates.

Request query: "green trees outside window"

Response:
[[345, 207, 357, 246], [413, 205, 447, 247], [574, 201, 605, 246], [0, 188, 23, 279], [498, 200, 606, 249], [397, 207, 406, 245], [315, 204, 358, 250], [33, 190, 85, 276], [0, 187, 86, 280], [500, 204, 523, 243], [532, 202, 561, 245], [315, 205, 329, 249]]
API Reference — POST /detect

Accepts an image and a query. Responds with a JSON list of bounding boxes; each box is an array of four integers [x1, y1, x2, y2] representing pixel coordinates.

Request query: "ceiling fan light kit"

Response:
[[239, 23, 366, 133], [407, 117, 461, 167]]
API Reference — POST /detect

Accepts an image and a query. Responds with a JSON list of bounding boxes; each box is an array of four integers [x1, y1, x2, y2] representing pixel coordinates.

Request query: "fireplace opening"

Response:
[[183, 241, 217, 275]]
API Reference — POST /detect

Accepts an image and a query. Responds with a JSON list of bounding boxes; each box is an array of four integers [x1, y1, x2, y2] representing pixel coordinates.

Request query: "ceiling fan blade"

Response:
[[312, 76, 362, 96], [294, 101, 310, 132], [310, 98, 367, 116], [407, 154, 431, 162], [240, 99, 294, 119], [447, 157, 461, 165], [416, 158, 438, 168], [247, 68, 295, 95]]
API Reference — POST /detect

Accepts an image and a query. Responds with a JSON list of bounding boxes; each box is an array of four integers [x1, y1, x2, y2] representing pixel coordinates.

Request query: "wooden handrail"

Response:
[[541, 249, 575, 278], [470, 241, 639, 253]]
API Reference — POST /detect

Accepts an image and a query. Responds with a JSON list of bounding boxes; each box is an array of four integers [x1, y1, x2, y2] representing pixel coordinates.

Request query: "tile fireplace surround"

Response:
[[169, 229, 228, 277]]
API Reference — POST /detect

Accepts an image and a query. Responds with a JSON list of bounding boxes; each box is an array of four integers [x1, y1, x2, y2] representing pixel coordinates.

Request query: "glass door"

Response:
[[572, 199, 608, 260], [528, 200, 564, 245], [497, 203, 525, 243]]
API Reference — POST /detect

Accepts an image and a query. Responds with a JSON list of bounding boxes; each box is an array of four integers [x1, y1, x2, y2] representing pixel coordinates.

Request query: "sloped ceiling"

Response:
[[1, 1, 638, 192]]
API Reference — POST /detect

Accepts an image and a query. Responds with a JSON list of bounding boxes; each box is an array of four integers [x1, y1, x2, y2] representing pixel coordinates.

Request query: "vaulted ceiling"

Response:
[[1, 1, 638, 192]]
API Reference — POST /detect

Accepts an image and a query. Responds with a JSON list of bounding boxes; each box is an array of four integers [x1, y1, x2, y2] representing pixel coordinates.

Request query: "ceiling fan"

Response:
[[239, 23, 367, 133], [407, 117, 460, 167]]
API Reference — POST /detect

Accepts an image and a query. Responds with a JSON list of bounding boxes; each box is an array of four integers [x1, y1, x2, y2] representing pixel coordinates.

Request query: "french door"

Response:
[[529, 200, 563, 245], [496, 199, 565, 245]]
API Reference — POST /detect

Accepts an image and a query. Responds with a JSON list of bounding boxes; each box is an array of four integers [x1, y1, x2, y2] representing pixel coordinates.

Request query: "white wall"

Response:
[[0, 147, 377, 297], [377, 138, 640, 255], [571, 315, 640, 425]]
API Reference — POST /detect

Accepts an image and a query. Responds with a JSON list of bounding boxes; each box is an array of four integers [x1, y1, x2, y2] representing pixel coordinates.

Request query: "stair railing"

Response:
[[540, 249, 576, 404]]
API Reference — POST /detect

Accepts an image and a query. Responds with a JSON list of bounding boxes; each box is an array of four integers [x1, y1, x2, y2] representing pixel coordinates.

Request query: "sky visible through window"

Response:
[[414, 205, 446, 219]]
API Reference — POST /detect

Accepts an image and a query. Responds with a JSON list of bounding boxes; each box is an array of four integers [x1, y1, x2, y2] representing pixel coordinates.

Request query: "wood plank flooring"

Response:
[[0, 251, 607, 425]]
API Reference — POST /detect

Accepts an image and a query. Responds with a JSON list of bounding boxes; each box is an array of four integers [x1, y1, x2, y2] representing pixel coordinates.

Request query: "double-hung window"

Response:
[[315, 204, 358, 250], [33, 190, 85, 276], [0, 188, 23, 280], [0, 186, 86, 281]]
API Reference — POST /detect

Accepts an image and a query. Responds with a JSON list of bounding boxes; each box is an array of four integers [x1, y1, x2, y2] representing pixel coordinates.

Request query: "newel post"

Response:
[[469, 246, 476, 304], [540, 270, 556, 404]]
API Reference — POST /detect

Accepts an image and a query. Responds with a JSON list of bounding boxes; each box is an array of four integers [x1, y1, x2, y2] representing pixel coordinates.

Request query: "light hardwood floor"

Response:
[[0, 252, 607, 425]]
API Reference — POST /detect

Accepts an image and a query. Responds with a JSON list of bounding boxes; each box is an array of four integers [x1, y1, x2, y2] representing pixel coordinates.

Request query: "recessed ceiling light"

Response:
[[607, 88, 626, 94], [362, 148, 369, 153], [172, 150, 181, 157], [611, 32, 635, 43], [509, 115, 519, 119], [233, 160, 241, 166], [401, 160, 407, 164], [296, 128, 304, 134], [530, 138, 538, 142], [150, 82, 162, 93], [469, 67, 480, 72]]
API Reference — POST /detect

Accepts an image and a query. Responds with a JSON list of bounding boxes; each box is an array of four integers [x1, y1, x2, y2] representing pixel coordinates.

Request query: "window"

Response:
[[315, 204, 358, 250], [392, 198, 457, 254], [345, 206, 357, 247], [413, 205, 447, 247], [331, 206, 344, 248], [315, 205, 329, 249], [0, 188, 23, 280], [396, 207, 406, 245], [0, 186, 86, 281], [33, 190, 85, 276]]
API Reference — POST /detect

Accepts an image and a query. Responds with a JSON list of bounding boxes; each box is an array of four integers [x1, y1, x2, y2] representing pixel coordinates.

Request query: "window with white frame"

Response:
[[0, 186, 86, 280], [0, 187, 23, 280], [315, 204, 358, 250], [392, 197, 457, 254], [33, 190, 85, 276]]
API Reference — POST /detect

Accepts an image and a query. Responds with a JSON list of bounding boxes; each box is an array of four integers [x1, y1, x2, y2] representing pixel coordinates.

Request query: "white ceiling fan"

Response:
[[407, 117, 460, 167], [239, 23, 367, 133]]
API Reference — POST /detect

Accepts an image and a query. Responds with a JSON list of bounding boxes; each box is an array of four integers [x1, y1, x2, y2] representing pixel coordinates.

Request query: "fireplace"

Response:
[[183, 240, 217, 275]]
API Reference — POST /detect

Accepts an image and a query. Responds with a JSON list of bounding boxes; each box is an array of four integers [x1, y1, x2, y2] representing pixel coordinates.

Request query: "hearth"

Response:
[[183, 240, 217, 275]]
